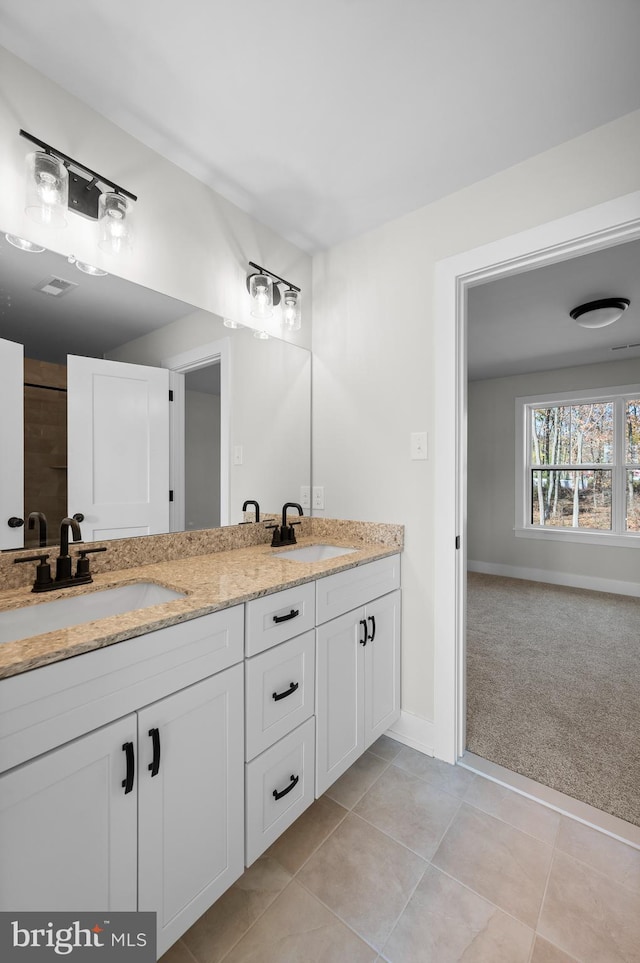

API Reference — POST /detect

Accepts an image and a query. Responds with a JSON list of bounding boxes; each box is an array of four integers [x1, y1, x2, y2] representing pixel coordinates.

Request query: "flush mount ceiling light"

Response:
[[5, 233, 45, 253], [570, 297, 630, 329], [20, 129, 136, 254], [246, 261, 302, 328]]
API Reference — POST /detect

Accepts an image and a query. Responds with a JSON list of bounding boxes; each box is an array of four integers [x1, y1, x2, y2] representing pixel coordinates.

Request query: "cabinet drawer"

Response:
[[245, 583, 315, 656], [245, 717, 315, 866], [245, 630, 315, 761], [316, 555, 401, 624]]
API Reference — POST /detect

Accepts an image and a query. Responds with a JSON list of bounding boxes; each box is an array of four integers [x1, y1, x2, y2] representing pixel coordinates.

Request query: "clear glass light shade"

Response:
[[25, 151, 68, 228], [574, 308, 624, 329], [75, 261, 108, 277], [253, 330, 270, 339], [223, 317, 241, 328], [249, 273, 274, 319], [282, 288, 301, 330], [5, 233, 45, 253], [98, 192, 133, 255]]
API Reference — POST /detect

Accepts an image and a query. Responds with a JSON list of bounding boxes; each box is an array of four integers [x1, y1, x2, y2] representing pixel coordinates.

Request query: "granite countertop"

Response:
[[0, 529, 401, 680]]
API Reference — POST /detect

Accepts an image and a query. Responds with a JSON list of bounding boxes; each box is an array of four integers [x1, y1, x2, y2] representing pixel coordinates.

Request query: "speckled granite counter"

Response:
[[0, 520, 403, 679]]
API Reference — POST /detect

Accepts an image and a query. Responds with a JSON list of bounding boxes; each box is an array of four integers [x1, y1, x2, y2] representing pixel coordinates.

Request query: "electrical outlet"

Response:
[[312, 486, 324, 510], [410, 431, 428, 460], [300, 485, 311, 509]]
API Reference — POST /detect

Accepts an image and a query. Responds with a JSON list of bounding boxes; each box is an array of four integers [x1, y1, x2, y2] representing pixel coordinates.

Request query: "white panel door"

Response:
[[67, 355, 170, 540], [138, 664, 244, 957], [0, 337, 24, 549], [364, 590, 401, 748], [0, 714, 138, 912], [315, 608, 365, 796]]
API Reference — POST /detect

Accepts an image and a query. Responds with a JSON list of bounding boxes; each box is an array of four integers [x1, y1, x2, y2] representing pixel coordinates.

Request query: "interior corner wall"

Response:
[[311, 108, 640, 728], [467, 359, 640, 589], [0, 46, 311, 348]]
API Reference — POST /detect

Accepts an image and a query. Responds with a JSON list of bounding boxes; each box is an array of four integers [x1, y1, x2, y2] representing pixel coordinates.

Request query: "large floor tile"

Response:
[[555, 816, 640, 894], [297, 812, 426, 950], [530, 936, 581, 962], [325, 751, 389, 809], [538, 850, 640, 963], [464, 777, 560, 845], [354, 764, 460, 859], [180, 855, 291, 963], [221, 880, 377, 963], [381, 863, 533, 963], [368, 734, 403, 762], [432, 803, 553, 927], [160, 940, 198, 963], [392, 746, 476, 798], [265, 795, 347, 875]]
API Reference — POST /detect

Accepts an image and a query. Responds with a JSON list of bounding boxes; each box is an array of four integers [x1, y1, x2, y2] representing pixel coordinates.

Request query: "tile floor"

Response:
[[160, 737, 640, 963]]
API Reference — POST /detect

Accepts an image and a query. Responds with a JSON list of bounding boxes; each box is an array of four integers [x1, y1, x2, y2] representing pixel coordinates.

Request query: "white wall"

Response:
[[0, 47, 311, 348], [468, 358, 639, 588], [312, 108, 640, 732]]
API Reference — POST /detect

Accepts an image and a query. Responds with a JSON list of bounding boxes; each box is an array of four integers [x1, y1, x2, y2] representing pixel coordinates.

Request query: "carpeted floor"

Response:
[[466, 572, 640, 826]]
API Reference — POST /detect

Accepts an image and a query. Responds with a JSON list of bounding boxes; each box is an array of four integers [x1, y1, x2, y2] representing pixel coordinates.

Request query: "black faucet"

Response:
[[27, 511, 48, 548], [56, 516, 83, 581], [241, 500, 260, 523], [269, 502, 303, 547]]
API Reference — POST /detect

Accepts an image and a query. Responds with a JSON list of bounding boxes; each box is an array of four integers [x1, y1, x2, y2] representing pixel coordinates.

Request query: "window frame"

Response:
[[515, 383, 640, 547]]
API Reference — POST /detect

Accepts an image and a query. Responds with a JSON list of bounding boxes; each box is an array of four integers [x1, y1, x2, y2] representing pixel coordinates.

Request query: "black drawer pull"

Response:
[[359, 618, 368, 645], [122, 741, 135, 794], [273, 774, 299, 800], [272, 681, 299, 702], [368, 615, 376, 642], [148, 727, 161, 777], [273, 608, 299, 624]]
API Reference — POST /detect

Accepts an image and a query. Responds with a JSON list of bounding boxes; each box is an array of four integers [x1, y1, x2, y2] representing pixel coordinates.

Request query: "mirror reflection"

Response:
[[0, 234, 311, 550]]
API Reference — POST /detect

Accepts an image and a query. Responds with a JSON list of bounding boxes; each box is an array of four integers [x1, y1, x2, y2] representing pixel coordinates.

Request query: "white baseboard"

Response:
[[468, 559, 640, 598], [387, 710, 436, 757]]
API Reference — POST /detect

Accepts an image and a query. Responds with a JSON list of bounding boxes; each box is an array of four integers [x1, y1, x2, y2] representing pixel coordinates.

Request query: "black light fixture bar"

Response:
[[19, 129, 137, 202], [248, 261, 300, 293]]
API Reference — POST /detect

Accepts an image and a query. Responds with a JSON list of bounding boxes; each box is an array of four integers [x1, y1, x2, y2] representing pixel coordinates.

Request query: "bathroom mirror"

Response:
[[0, 233, 311, 550]]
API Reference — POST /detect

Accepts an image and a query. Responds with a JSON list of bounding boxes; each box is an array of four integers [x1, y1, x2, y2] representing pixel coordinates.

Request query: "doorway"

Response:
[[432, 192, 640, 824]]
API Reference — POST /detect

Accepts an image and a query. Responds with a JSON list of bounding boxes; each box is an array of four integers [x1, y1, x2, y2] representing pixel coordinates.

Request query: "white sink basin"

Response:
[[277, 544, 357, 562], [0, 582, 185, 645]]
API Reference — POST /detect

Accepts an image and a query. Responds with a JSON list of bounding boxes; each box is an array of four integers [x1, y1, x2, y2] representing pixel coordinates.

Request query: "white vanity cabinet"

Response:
[[244, 583, 316, 866], [0, 606, 245, 958], [315, 555, 401, 796]]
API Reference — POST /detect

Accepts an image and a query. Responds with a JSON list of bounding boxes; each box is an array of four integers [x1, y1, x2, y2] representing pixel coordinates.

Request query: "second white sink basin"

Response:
[[0, 582, 185, 646], [277, 544, 357, 562]]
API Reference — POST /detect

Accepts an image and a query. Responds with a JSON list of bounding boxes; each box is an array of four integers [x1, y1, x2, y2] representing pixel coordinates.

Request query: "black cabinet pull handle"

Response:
[[8, 517, 24, 528], [122, 741, 135, 794], [359, 618, 368, 645], [273, 608, 299, 624], [148, 727, 161, 777], [368, 615, 376, 642], [73, 513, 85, 523], [273, 774, 299, 800], [272, 681, 299, 702]]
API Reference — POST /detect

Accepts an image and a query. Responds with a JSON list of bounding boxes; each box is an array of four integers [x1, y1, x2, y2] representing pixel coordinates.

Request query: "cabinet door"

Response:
[[0, 715, 137, 912], [364, 590, 401, 748], [138, 664, 244, 957], [315, 608, 365, 796]]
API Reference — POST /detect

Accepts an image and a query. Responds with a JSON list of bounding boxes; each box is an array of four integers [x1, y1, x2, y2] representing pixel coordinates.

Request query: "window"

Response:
[[515, 386, 640, 545]]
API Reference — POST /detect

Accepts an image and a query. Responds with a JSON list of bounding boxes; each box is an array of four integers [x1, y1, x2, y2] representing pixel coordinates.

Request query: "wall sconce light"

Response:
[[19, 130, 137, 254], [246, 261, 302, 328], [570, 297, 630, 329]]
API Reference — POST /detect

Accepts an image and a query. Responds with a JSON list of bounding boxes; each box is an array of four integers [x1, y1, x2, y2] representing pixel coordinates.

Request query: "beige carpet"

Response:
[[466, 572, 640, 826]]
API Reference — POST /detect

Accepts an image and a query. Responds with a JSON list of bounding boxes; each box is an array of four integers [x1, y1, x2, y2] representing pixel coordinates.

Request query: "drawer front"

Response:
[[0, 605, 244, 774], [245, 583, 315, 656], [316, 555, 401, 624], [245, 630, 315, 761], [245, 716, 315, 866]]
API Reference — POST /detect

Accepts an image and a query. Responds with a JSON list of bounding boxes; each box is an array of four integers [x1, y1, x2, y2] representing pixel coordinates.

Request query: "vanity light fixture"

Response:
[[570, 297, 630, 329], [5, 233, 45, 253], [20, 129, 137, 254], [253, 329, 270, 340], [246, 261, 302, 328], [223, 317, 243, 329]]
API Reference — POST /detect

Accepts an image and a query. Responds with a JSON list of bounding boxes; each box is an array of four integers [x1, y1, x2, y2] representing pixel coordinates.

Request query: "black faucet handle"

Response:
[[14, 553, 53, 592], [74, 546, 107, 581]]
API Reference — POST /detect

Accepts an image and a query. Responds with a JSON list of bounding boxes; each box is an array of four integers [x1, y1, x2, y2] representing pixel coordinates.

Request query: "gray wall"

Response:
[[467, 358, 639, 588]]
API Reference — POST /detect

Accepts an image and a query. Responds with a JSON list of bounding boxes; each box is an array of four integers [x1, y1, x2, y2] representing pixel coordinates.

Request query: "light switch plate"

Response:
[[300, 485, 311, 509], [233, 445, 243, 465], [410, 432, 428, 460], [312, 486, 324, 510]]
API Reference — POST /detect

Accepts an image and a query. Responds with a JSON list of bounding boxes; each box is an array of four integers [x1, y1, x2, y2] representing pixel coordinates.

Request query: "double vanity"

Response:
[[0, 518, 402, 957]]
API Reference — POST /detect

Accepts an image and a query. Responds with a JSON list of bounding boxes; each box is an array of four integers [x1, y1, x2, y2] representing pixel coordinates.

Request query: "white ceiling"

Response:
[[1, 0, 640, 253], [467, 238, 640, 380]]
